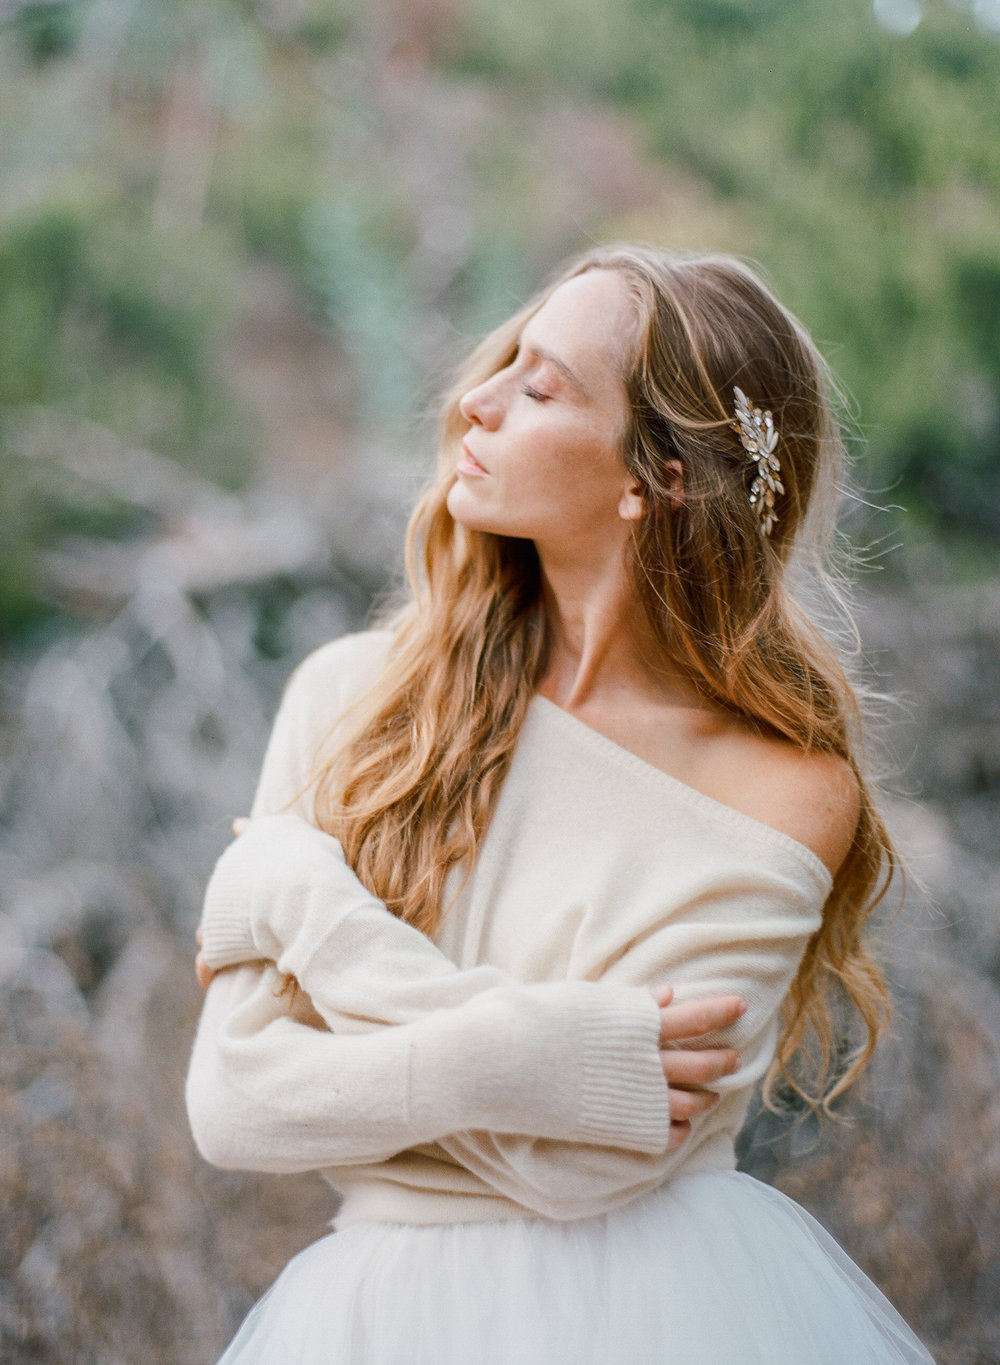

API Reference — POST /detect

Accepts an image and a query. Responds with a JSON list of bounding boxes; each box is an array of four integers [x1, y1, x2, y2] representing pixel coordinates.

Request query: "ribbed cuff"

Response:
[[199, 847, 262, 969], [199, 814, 349, 971], [406, 980, 671, 1153], [575, 986, 671, 1153]]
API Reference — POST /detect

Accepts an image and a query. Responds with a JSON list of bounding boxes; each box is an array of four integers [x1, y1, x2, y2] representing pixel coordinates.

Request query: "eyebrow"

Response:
[[518, 338, 590, 398]]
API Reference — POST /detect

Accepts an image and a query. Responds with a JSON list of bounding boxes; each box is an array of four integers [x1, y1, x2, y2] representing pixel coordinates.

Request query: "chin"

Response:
[[446, 482, 492, 532], [446, 483, 537, 542]]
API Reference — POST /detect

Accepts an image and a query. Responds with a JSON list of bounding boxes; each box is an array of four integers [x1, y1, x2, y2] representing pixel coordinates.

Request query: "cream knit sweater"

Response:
[[186, 631, 830, 1225]]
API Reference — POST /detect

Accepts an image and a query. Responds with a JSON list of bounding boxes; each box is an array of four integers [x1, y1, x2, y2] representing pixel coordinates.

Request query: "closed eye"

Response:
[[521, 383, 550, 402]]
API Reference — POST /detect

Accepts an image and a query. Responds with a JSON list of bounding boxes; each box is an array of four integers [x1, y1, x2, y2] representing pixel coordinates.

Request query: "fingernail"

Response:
[[736, 999, 747, 1015]]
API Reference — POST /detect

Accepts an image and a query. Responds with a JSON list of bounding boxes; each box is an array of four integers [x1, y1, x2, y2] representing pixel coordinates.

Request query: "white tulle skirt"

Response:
[[217, 1171, 934, 1364]]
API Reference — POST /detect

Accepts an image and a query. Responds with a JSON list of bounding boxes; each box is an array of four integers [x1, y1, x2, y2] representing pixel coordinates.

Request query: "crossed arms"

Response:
[[185, 641, 819, 1220]]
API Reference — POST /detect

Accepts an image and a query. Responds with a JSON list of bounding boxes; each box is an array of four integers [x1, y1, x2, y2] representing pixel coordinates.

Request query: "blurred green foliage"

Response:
[[0, 194, 250, 636], [1, 0, 998, 640], [452, 0, 1000, 524]]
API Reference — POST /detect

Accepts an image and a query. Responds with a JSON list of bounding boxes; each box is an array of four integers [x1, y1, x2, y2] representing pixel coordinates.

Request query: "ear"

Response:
[[663, 459, 684, 511], [618, 478, 646, 523]]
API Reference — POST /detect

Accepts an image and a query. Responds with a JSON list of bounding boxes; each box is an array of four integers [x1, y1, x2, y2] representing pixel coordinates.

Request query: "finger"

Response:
[[667, 1087, 721, 1123], [232, 817, 250, 837], [659, 995, 746, 1044], [650, 984, 674, 1009], [195, 952, 216, 991], [667, 1119, 691, 1152], [661, 1048, 741, 1087]]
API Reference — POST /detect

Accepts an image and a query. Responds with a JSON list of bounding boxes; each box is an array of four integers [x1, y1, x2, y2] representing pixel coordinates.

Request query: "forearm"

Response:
[[199, 813, 538, 1026], [186, 963, 668, 1173], [199, 814, 671, 1153], [192, 831, 797, 1214], [308, 896, 806, 1217], [424, 934, 802, 1221], [188, 638, 673, 1176]]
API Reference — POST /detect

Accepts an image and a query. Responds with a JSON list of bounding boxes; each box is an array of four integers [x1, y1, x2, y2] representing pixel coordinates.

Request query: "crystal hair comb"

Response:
[[732, 386, 783, 537]]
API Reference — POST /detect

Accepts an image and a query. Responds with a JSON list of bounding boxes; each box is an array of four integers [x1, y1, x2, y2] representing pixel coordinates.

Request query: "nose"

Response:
[[459, 374, 501, 429]]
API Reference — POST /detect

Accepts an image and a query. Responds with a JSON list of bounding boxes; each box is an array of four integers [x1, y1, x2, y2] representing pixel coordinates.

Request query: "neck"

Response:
[[536, 546, 696, 710]]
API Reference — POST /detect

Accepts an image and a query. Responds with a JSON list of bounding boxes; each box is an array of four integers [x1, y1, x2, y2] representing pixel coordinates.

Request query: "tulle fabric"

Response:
[[218, 1171, 934, 1364]]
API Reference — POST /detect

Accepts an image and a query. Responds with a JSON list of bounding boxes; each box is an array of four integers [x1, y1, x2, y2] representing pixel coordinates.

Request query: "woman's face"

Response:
[[446, 269, 643, 563]]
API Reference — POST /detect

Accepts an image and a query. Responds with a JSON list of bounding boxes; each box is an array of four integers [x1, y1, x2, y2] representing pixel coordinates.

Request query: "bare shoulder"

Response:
[[702, 721, 861, 877], [582, 689, 861, 876]]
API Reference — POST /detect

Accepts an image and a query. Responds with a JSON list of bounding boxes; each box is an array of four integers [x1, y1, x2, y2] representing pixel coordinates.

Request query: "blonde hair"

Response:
[[313, 244, 893, 1111]]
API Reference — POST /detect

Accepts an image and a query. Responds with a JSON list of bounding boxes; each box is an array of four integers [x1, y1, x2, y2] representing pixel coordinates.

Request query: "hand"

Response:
[[653, 986, 745, 1152], [194, 817, 251, 990], [194, 923, 216, 991]]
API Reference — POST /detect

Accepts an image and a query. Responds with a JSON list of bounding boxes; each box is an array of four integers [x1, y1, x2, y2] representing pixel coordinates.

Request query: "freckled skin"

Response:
[[446, 268, 859, 878], [446, 270, 643, 568]]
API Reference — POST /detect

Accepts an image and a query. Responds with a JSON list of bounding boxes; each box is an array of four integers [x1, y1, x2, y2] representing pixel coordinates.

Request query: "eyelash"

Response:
[[521, 384, 549, 402]]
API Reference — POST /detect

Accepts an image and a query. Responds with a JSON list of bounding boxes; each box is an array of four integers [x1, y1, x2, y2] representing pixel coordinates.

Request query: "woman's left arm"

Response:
[[190, 639, 681, 1171], [434, 885, 821, 1219]]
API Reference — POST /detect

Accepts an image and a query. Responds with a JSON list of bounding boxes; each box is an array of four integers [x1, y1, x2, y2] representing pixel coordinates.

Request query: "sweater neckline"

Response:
[[529, 694, 834, 892]]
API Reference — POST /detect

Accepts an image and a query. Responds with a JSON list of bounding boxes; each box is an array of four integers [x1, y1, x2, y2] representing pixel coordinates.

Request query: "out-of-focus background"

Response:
[[1, 0, 998, 1359]]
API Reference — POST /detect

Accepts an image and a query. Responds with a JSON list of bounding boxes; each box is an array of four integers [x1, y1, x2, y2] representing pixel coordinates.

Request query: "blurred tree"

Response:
[[1, 0, 999, 641], [8, 0, 82, 67]]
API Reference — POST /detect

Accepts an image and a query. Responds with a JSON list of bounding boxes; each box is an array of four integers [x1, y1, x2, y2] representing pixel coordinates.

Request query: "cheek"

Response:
[[561, 432, 628, 501], [507, 448, 580, 516]]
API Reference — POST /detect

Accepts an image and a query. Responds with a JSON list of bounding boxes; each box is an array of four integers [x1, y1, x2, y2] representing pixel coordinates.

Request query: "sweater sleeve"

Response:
[[194, 813, 669, 1157], [186, 961, 664, 1173], [187, 634, 672, 1178]]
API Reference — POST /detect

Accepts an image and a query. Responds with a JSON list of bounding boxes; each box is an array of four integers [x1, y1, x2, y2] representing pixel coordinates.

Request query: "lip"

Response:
[[457, 442, 489, 477]]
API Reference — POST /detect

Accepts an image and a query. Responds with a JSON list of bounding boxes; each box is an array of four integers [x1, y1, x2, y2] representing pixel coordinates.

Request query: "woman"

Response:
[[187, 246, 935, 1362]]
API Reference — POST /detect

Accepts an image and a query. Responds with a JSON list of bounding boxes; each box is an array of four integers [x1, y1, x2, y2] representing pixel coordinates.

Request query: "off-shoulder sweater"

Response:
[[186, 630, 831, 1226]]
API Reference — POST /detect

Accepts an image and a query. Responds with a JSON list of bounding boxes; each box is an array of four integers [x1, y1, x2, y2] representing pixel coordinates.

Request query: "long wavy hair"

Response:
[[312, 244, 893, 1111]]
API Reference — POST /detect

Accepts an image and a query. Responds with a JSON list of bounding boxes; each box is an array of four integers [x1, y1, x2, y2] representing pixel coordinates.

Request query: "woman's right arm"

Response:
[[188, 953, 724, 1172], [187, 952, 740, 1181], [187, 635, 737, 1186]]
